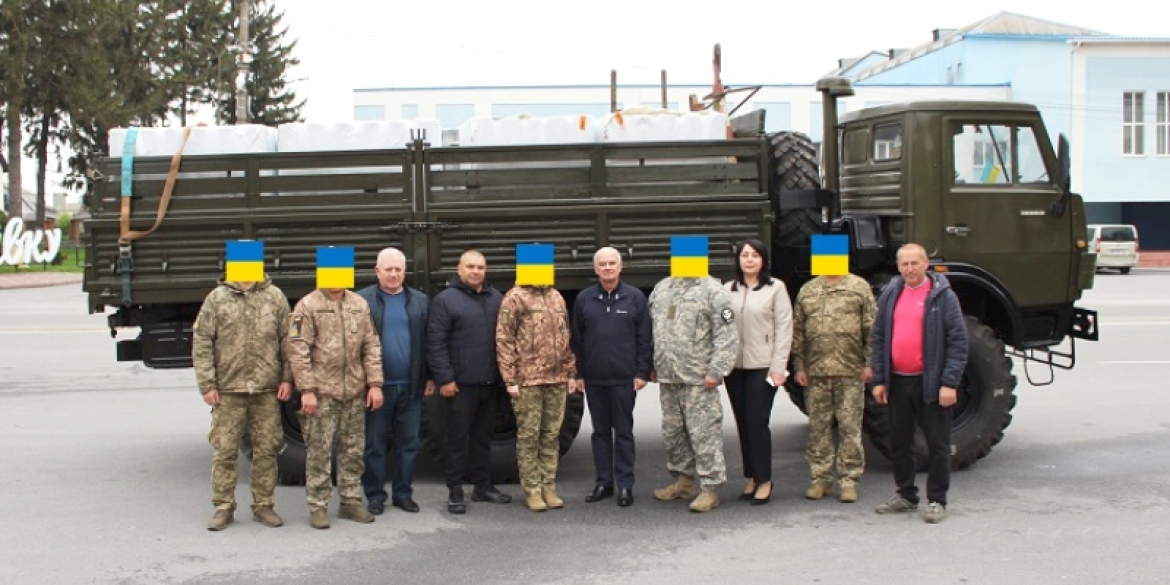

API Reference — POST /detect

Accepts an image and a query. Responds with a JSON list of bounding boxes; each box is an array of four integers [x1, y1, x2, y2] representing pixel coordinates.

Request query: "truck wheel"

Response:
[[1119, 267, 1131, 275], [241, 395, 309, 486], [863, 316, 1018, 470], [768, 131, 822, 249], [419, 389, 585, 485]]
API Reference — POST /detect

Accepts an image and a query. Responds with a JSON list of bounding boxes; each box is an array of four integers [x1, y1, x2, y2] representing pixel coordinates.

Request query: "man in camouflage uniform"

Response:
[[287, 287, 384, 529], [193, 275, 293, 531], [792, 272, 876, 503], [496, 284, 577, 512], [648, 276, 738, 513]]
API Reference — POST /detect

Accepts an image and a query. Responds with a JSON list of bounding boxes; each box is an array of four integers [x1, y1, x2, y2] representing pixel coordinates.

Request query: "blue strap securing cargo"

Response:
[[120, 127, 138, 198]]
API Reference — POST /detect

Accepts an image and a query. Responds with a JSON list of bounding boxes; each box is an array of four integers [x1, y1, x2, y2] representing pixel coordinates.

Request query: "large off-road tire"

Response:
[[768, 131, 821, 248], [241, 393, 310, 486], [863, 315, 1018, 470], [419, 389, 585, 485]]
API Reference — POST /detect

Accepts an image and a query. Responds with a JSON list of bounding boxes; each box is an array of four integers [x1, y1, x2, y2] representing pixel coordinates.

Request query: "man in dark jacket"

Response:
[[426, 249, 512, 514], [871, 243, 968, 524], [571, 247, 652, 507], [358, 247, 433, 515]]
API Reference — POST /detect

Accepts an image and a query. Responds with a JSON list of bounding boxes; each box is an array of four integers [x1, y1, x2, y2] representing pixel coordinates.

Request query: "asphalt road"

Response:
[[1, 271, 1168, 584]]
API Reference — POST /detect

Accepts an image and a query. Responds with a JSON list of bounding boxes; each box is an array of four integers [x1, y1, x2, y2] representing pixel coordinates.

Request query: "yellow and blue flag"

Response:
[[980, 163, 1002, 184], [317, 246, 355, 289], [225, 240, 264, 282], [811, 234, 849, 276], [516, 243, 555, 286], [671, 236, 708, 278]]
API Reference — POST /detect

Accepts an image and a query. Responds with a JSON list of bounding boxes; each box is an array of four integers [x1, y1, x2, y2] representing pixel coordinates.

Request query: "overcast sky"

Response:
[[277, 0, 1167, 122]]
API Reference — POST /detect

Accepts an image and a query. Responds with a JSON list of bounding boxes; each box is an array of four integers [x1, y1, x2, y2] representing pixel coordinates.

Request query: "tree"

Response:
[[219, 0, 304, 126]]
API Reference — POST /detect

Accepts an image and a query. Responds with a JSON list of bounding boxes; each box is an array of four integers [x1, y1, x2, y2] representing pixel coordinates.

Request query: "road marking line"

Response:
[[1098, 361, 1170, 364]]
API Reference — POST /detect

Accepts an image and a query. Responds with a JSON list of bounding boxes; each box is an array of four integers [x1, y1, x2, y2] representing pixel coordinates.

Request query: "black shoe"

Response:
[[368, 500, 385, 515], [751, 481, 773, 507], [393, 497, 420, 513], [472, 485, 512, 504], [447, 487, 466, 515], [617, 488, 634, 507], [585, 485, 614, 503], [738, 482, 757, 501]]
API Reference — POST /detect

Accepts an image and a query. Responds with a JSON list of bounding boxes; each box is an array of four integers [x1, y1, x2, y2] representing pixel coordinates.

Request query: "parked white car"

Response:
[[1088, 224, 1139, 274]]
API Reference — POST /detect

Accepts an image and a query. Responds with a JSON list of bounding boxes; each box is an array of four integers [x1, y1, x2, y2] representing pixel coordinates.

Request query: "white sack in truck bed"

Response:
[[108, 124, 278, 157]]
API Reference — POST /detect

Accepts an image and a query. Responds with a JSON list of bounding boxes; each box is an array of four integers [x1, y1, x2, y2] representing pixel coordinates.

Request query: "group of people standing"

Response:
[[193, 239, 967, 529]]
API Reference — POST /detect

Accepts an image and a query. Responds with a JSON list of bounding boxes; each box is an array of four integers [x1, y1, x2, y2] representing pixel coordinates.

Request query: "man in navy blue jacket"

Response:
[[870, 243, 968, 524], [426, 249, 512, 514], [357, 248, 432, 515], [571, 247, 653, 507]]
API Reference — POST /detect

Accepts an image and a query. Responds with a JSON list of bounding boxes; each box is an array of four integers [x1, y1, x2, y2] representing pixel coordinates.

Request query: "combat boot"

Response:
[[839, 485, 858, 503], [805, 482, 833, 500], [542, 485, 564, 509], [653, 474, 698, 501], [207, 508, 234, 531], [309, 508, 330, 530], [688, 489, 720, 513], [339, 503, 375, 524], [525, 489, 548, 512], [252, 506, 284, 527]]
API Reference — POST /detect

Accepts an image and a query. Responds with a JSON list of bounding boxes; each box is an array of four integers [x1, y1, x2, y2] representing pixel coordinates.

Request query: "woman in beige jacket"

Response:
[[723, 239, 793, 505]]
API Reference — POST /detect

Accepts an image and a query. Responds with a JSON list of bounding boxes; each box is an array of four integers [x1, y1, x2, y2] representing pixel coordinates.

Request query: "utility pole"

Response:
[[234, 0, 252, 125]]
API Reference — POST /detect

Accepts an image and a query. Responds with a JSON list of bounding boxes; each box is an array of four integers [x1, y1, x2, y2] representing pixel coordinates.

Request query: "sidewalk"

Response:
[[0, 271, 83, 290]]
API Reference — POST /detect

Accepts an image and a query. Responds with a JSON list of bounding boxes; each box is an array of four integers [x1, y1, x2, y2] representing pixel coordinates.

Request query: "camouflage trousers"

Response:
[[659, 383, 726, 488], [301, 395, 366, 510], [209, 392, 281, 511], [512, 384, 568, 492], [805, 376, 865, 487]]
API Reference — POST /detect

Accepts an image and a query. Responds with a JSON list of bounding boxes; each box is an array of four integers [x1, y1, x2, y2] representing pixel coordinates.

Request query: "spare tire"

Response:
[[768, 131, 822, 250], [863, 315, 1018, 470]]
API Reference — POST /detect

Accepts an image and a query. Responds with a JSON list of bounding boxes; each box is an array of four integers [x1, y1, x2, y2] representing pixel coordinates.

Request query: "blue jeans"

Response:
[[361, 383, 422, 504]]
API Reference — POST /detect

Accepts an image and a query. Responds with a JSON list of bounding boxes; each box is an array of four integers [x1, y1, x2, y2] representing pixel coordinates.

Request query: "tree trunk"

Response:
[[6, 107, 22, 221], [35, 113, 49, 228]]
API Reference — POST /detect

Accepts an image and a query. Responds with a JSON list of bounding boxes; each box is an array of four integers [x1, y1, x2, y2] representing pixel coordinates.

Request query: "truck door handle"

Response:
[[946, 225, 971, 237]]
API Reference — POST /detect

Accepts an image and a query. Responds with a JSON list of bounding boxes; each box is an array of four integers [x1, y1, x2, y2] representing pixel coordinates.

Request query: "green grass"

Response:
[[1, 245, 86, 274]]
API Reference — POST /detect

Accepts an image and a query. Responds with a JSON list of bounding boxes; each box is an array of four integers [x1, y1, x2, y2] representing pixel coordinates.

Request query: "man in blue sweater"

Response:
[[358, 247, 433, 515], [571, 247, 653, 507]]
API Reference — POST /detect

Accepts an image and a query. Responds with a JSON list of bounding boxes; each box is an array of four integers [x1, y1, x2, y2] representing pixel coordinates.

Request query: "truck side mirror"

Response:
[[1050, 134, 1071, 217]]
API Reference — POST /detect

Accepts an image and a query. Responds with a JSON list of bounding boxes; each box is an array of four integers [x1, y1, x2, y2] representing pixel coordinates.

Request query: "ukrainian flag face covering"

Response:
[[810, 234, 849, 276], [317, 246, 355, 289], [225, 240, 264, 283], [670, 236, 708, 278], [515, 243, 554, 286]]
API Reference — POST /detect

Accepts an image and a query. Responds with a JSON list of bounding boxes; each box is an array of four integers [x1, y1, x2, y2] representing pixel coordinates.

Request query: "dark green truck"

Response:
[[83, 78, 1098, 482]]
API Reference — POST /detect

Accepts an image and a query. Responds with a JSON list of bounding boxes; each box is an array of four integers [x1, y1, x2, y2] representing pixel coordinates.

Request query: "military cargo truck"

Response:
[[83, 77, 1097, 483]]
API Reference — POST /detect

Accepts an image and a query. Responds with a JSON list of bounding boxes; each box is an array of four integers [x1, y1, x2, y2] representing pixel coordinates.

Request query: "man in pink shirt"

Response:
[[870, 243, 968, 523]]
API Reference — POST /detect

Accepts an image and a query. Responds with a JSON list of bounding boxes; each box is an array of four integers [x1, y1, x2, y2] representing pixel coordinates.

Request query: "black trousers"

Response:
[[725, 368, 777, 483], [584, 381, 637, 489], [443, 383, 498, 490], [889, 374, 952, 506]]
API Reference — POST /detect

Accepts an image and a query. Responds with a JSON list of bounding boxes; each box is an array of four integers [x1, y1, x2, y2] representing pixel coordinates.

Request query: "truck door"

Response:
[[942, 120, 1073, 308]]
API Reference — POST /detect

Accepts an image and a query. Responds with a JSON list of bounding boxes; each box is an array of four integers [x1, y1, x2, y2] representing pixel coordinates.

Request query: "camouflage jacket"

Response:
[[496, 286, 576, 387], [287, 289, 384, 399], [792, 274, 876, 376], [648, 277, 738, 385], [193, 277, 292, 395]]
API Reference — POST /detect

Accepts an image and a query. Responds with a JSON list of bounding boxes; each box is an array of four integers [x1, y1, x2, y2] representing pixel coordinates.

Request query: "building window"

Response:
[[401, 104, 419, 119], [1123, 91, 1144, 155], [353, 105, 385, 121], [436, 104, 476, 129], [1157, 91, 1169, 155]]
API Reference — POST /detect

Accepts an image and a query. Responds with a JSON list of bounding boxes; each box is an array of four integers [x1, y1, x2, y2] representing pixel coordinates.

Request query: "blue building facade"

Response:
[[843, 13, 1170, 248]]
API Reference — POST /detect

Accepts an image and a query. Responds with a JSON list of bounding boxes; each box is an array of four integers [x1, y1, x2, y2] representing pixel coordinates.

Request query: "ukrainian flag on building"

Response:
[[670, 236, 708, 278], [515, 243, 555, 286], [317, 246, 355, 289], [810, 234, 849, 276], [225, 240, 264, 282]]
